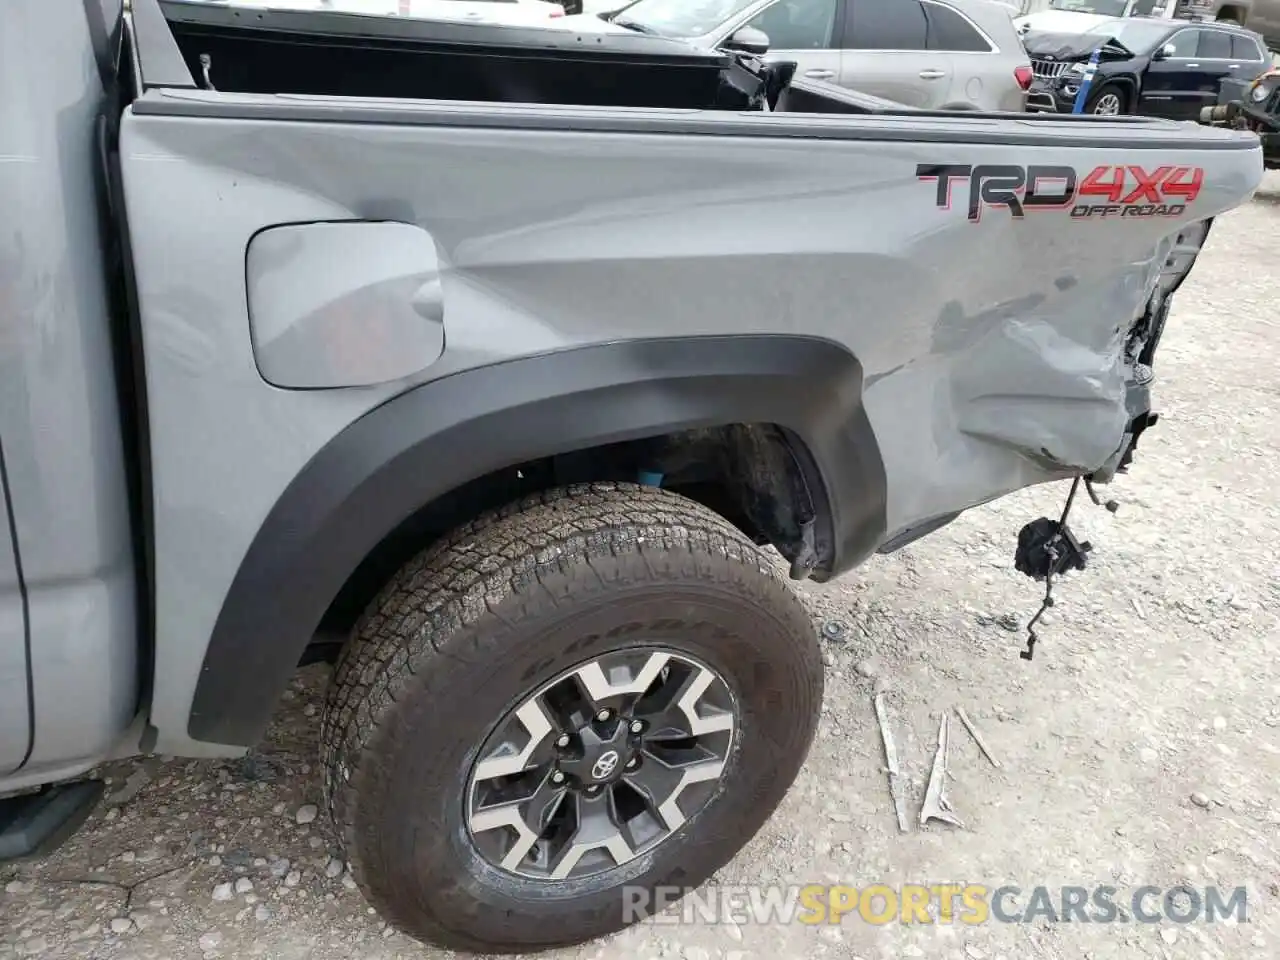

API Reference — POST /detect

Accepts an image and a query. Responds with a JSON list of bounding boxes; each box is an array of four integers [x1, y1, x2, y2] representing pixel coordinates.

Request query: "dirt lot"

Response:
[[4, 176, 1280, 960]]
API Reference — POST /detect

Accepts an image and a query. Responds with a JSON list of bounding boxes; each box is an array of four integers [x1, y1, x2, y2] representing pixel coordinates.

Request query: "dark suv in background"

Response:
[[1024, 16, 1269, 115]]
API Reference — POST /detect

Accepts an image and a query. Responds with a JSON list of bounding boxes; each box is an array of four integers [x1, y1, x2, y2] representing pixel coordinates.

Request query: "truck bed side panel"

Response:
[[118, 94, 1260, 754]]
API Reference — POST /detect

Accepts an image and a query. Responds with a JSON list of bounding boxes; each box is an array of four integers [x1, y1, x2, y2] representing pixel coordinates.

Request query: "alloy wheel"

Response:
[[464, 649, 737, 881], [1093, 93, 1122, 115]]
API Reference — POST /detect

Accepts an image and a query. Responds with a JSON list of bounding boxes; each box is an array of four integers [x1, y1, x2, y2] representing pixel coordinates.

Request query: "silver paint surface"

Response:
[[0, 0, 1261, 780], [246, 221, 447, 389], [0, 0, 139, 781], [117, 101, 1260, 755]]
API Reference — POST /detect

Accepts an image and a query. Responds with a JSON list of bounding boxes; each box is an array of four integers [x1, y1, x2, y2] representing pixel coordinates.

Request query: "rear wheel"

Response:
[[321, 482, 823, 953]]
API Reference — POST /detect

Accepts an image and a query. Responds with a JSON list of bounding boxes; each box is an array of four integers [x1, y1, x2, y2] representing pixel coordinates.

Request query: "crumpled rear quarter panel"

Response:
[[119, 102, 1260, 752]]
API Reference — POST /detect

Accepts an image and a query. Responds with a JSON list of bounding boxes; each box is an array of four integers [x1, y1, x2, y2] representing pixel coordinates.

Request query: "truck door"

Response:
[[0, 442, 31, 774]]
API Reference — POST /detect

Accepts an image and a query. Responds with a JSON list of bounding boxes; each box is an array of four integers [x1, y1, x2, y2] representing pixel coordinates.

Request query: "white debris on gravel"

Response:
[[131, 910, 156, 931], [198, 930, 222, 953], [294, 804, 318, 825], [855, 658, 881, 678], [210, 882, 234, 902]]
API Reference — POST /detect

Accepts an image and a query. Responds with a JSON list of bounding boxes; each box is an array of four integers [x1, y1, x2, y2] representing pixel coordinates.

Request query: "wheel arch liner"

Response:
[[188, 335, 887, 747]]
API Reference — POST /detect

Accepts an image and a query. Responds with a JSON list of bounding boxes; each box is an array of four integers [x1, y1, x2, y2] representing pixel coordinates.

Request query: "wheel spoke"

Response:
[[469, 769, 569, 871], [625, 754, 725, 832], [634, 664, 733, 740], [548, 790, 636, 880], [573, 652, 671, 711], [675, 666, 734, 737], [473, 697, 555, 783]]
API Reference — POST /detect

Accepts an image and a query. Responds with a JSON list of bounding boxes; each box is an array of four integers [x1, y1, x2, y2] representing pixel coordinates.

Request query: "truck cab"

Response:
[[0, 0, 141, 796]]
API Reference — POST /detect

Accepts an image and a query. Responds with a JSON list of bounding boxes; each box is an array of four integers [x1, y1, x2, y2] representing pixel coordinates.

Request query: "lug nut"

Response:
[[551, 771, 566, 784], [556, 733, 571, 748], [596, 709, 612, 722], [629, 720, 644, 734]]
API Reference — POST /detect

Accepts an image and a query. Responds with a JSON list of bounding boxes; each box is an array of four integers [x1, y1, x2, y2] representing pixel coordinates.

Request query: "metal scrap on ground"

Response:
[[955, 706, 1002, 770], [872, 693, 912, 833], [919, 713, 964, 829]]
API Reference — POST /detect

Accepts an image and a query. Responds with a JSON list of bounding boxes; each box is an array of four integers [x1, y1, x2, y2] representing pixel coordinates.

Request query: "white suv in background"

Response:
[[568, 0, 1032, 111]]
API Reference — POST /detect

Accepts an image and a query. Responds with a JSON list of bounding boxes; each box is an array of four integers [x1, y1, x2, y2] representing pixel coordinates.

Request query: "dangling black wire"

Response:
[[1020, 476, 1082, 662]]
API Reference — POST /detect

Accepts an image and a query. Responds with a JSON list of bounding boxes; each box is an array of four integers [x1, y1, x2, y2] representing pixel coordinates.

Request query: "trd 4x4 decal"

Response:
[[916, 163, 1204, 222]]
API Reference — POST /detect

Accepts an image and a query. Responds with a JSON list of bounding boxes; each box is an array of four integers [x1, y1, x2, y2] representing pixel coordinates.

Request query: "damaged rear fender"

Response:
[[871, 214, 1218, 539]]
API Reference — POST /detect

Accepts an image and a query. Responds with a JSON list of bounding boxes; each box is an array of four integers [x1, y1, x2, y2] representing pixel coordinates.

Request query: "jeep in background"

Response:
[[1022, 16, 1270, 115], [1199, 63, 1280, 164], [0, 0, 1262, 953]]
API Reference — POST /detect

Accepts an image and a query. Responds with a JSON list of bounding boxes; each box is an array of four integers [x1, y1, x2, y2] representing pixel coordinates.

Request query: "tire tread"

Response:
[[320, 481, 819, 952]]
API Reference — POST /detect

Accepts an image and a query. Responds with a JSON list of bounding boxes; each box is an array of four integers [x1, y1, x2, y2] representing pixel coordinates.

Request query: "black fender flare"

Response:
[[187, 335, 887, 747]]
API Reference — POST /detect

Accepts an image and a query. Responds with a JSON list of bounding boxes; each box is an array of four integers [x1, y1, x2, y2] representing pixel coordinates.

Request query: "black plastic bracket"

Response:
[[0, 780, 105, 862], [1012, 477, 1093, 662]]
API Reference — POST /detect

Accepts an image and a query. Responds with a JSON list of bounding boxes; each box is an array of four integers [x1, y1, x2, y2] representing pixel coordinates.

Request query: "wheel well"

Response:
[[1094, 77, 1135, 109], [192, 335, 886, 748], [306, 424, 825, 661]]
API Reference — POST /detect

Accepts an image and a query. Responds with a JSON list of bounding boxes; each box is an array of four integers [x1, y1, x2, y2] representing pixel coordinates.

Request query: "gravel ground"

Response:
[[4, 175, 1280, 960]]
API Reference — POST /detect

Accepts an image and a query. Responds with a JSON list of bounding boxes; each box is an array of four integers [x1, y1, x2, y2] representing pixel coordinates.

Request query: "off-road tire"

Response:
[[320, 482, 824, 953]]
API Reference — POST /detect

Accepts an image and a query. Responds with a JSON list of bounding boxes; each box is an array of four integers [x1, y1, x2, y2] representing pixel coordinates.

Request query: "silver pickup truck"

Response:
[[0, 0, 1263, 952]]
